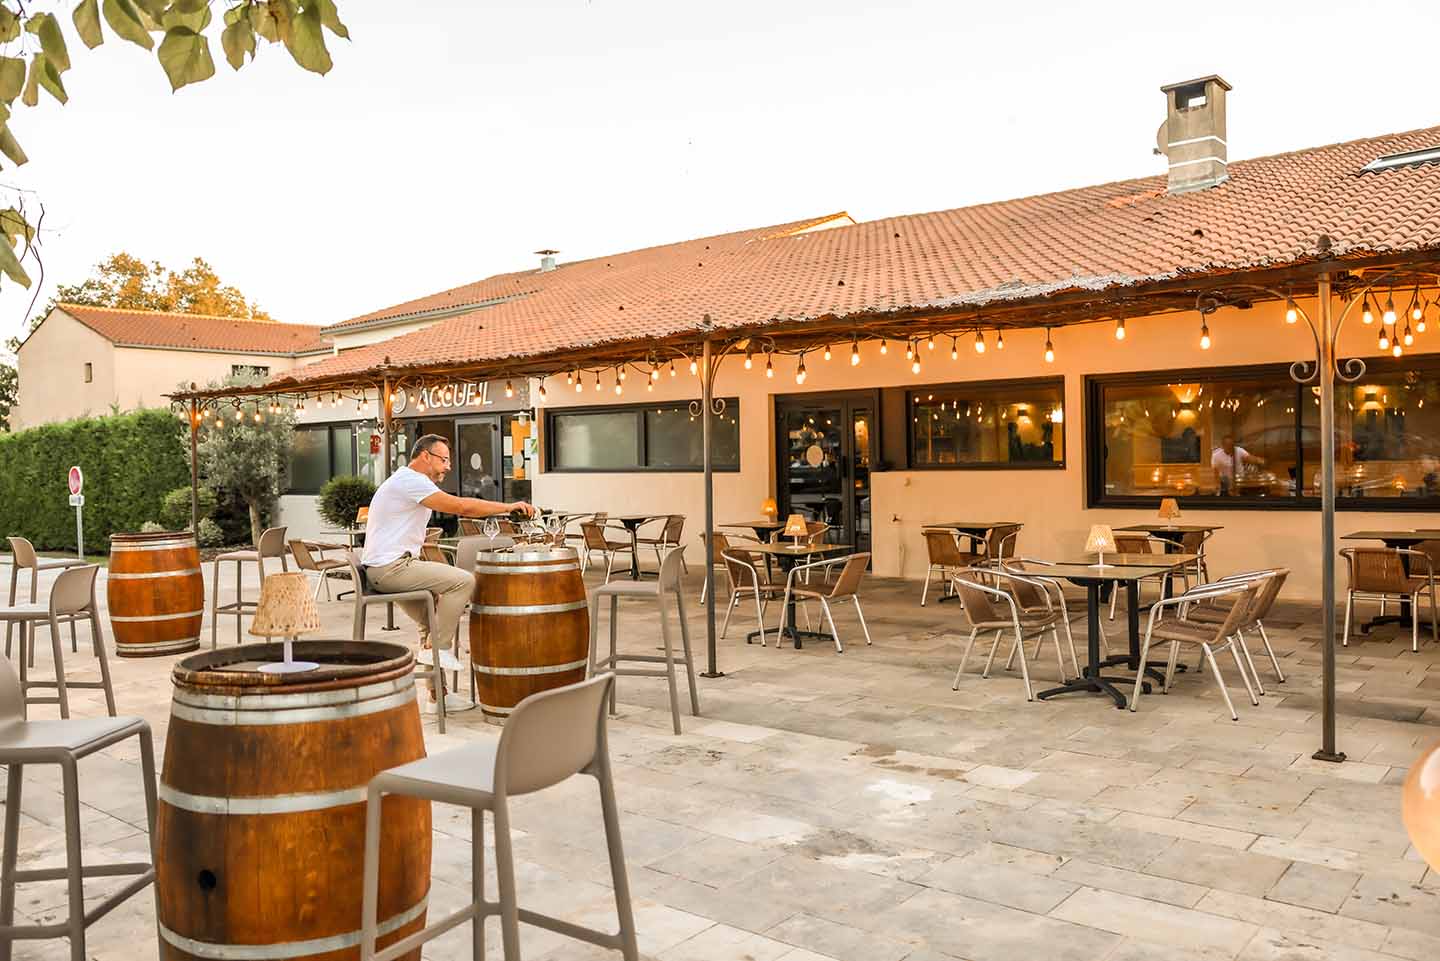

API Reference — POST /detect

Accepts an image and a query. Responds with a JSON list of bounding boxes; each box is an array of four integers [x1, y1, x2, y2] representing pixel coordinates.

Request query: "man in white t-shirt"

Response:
[[363, 434, 534, 712], [1210, 434, 1264, 495]]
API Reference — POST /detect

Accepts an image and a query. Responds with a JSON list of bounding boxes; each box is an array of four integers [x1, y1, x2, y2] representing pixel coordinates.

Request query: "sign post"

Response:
[[67, 466, 84, 562]]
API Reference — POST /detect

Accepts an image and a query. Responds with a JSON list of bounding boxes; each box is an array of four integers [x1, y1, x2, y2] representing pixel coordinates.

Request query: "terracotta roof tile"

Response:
[[56, 304, 327, 355], [287, 124, 1440, 385]]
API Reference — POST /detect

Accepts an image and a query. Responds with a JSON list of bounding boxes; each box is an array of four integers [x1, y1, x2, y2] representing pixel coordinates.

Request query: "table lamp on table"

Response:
[[784, 513, 808, 547], [1085, 524, 1116, 570], [761, 497, 778, 521], [1158, 498, 1181, 528], [250, 572, 321, 674]]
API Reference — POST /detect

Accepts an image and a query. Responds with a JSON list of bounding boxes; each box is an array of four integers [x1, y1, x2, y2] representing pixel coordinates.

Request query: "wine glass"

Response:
[[482, 517, 500, 545], [547, 513, 565, 545]]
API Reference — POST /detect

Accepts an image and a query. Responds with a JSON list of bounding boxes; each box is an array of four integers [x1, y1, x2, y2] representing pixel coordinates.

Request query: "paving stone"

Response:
[[764, 913, 912, 961], [1144, 839, 1292, 897], [1049, 886, 1258, 956], [870, 887, 1121, 961], [1266, 861, 1362, 914], [1052, 858, 1208, 908]]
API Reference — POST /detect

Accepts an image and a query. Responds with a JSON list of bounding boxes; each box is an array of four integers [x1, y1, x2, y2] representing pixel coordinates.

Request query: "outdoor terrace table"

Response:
[[924, 521, 1023, 556], [1340, 529, 1440, 631], [720, 520, 788, 542], [745, 542, 852, 649], [613, 514, 665, 580], [1032, 557, 1190, 709]]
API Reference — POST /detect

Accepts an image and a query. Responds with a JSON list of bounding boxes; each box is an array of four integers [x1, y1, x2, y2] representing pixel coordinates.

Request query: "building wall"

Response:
[[111, 346, 319, 414], [531, 294, 1440, 601], [11, 312, 118, 429]]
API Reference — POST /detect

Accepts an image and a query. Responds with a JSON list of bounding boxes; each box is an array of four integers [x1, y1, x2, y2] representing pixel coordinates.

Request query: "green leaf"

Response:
[[157, 26, 215, 91], [0, 7, 19, 43], [132, 0, 168, 24], [0, 56, 24, 100], [0, 208, 33, 245], [161, 1, 210, 32], [283, 1, 330, 75], [72, 0, 105, 49], [103, 0, 155, 50], [0, 236, 31, 288], [25, 14, 70, 73], [251, 0, 293, 43], [314, 0, 348, 39], [21, 55, 40, 106], [35, 56, 67, 104], [0, 127, 26, 167], [220, 17, 255, 70]]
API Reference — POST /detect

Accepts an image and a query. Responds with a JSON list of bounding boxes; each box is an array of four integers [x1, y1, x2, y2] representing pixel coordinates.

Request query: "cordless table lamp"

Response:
[[1085, 524, 1116, 570], [1158, 498, 1181, 529], [250, 572, 321, 674], [784, 513, 808, 547], [761, 497, 778, 520]]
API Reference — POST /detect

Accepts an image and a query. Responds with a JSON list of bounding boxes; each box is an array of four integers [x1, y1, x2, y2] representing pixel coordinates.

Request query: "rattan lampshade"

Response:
[[784, 513, 808, 538], [1084, 524, 1115, 555], [249, 572, 321, 638], [1159, 498, 1182, 522], [761, 497, 778, 519]]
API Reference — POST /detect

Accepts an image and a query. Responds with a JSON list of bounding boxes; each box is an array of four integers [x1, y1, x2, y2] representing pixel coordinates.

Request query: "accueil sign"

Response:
[[390, 381, 525, 415]]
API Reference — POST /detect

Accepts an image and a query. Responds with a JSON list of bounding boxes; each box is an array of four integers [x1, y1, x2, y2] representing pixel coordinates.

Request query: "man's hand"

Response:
[[509, 501, 538, 518]]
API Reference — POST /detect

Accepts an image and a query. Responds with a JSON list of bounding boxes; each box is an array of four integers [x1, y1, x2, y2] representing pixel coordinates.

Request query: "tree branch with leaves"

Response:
[[0, 0, 349, 293]]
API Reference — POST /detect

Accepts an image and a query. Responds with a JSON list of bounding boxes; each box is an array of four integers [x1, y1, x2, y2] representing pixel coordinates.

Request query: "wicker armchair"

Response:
[[950, 571, 1064, 702], [1131, 580, 1261, 720], [1340, 547, 1439, 653], [920, 529, 982, 606]]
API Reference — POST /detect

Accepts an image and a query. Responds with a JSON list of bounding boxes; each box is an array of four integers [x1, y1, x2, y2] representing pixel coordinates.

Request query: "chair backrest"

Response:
[[345, 550, 372, 596], [495, 673, 614, 797], [1248, 568, 1288, 622], [288, 539, 319, 571], [997, 568, 1047, 610], [257, 526, 289, 558], [1343, 547, 1411, 593], [827, 553, 870, 598], [356, 507, 369, 526], [423, 527, 443, 543], [6, 537, 36, 570], [458, 518, 483, 537], [706, 531, 732, 565], [496, 520, 519, 536], [1206, 582, 1262, 640], [657, 546, 687, 591], [0, 655, 22, 724], [591, 511, 609, 524], [1114, 534, 1154, 554], [923, 529, 970, 567], [663, 514, 685, 543], [721, 550, 761, 590], [1180, 529, 1213, 554], [986, 524, 1022, 561], [952, 576, 1007, 625], [418, 544, 448, 564], [50, 565, 98, 616], [581, 523, 611, 551], [453, 536, 485, 574]]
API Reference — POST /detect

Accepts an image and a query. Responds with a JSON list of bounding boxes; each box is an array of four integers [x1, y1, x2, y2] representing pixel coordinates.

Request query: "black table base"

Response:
[[746, 626, 834, 649], [1038, 669, 1150, 709]]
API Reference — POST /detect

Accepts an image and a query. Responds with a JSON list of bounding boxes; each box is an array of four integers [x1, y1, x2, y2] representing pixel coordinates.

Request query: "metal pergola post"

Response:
[[188, 392, 200, 534], [1313, 273, 1344, 762], [700, 335, 722, 677]]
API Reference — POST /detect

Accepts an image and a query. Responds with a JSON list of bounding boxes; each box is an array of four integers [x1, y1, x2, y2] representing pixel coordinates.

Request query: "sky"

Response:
[[3, 0, 1438, 340]]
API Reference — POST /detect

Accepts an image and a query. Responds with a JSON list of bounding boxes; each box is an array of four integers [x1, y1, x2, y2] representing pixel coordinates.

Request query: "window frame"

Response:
[[904, 375, 1066, 471], [1084, 356, 1440, 511], [544, 398, 741, 473], [286, 422, 357, 495]]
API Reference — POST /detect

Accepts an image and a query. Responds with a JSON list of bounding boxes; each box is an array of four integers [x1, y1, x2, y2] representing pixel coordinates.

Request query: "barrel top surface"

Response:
[[173, 640, 413, 691], [475, 545, 579, 564], [109, 530, 197, 547]]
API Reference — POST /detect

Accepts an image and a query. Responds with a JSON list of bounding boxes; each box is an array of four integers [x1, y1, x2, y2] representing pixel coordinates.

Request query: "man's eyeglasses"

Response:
[[427, 449, 451, 465]]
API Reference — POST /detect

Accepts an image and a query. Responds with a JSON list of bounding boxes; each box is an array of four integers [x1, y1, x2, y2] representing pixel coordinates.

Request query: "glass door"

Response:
[[457, 417, 502, 501], [776, 393, 876, 553]]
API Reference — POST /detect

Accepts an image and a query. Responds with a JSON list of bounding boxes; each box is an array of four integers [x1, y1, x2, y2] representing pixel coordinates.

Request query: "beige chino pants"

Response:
[[365, 555, 473, 651]]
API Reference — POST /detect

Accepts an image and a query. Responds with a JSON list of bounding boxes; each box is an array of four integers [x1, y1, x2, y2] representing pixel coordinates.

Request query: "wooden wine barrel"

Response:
[[107, 531, 204, 657], [155, 641, 430, 961], [471, 545, 589, 719]]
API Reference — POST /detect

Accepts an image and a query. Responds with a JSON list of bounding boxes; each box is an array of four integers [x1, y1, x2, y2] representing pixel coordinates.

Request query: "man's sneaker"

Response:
[[416, 648, 463, 672], [423, 692, 477, 715]]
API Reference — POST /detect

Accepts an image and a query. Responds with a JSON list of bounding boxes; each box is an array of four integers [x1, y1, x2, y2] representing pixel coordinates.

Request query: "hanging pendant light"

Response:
[[765, 353, 774, 378], [974, 331, 986, 354], [850, 336, 860, 366], [1044, 328, 1055, 363], [796, 353, 807, 385], [1199, 321, 1212, 350], [995, 329, 1005, 350], [1362, 295, 1375, 325], [1116, 318, 1127, 339]]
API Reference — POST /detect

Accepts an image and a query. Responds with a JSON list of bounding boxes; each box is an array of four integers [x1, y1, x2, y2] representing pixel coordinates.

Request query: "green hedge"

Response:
[[0, 409, 190, 553]]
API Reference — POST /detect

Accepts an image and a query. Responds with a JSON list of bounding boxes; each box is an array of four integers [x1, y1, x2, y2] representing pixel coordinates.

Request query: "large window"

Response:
[[908, 378, 1064, 468], [1087, 357, 1440, 508], [287, 423, 358, 493], [547, 400, 740, 472]]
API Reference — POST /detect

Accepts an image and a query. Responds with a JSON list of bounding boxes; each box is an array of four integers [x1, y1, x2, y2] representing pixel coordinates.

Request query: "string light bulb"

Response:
[[744, 349, 753, 370], [879, 339, 888, 355], [1410, 287, 1424, 322], [566, 370, 574, 385], [594, 372, 602, 391], [1393, 342, 1404, 358], [765, 352, 774, 378], [1419, 301, 1429, 334], [253, 410, 262, 423], [669, 360, 677, 378], [905, 341, 915, 360], [950, 337, 958, 360], [650, 363, 660, 381], [1379, 328, 1391, 350], [504, 380, 514, 398], [1362, 296, 1375, 325], [1199, 321, 1211, 350], [1404, 325, 1415, 347], [1044, 329, 1055, 363], [574, 375, 583, 393], [974, 331, 986, 354], [689, 356, 698, 375], [614, 375, 623, 395], [927, 334, 935, 351], [911, 355, 921, 375], [1116, 318, 1127, 340], [796, 354, 807, 385], [995, 330, 1005, 351], [1383, 295, 1397, 325], [537, 382, 547, 400], [850, 337, 860, 366], [618, 367, 626, 381], [823, 343, 832, 361]]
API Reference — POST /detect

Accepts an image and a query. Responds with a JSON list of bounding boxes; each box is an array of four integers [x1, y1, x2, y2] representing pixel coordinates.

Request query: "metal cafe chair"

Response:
[[288, 539, 351, 601], [1340, 547, 1439, 653], [580, 521, 635, 583], [919, 528, 982, 606], [1131, 580, 1261, 720], [950, 572, 1064, 702], [779, 552, 874, 654], [1186, 568, 1289, 691], [997, 561, 1082, 679], [1107, 533, 1175, 620], [637, 514, 688, 574], [718, 548, 785, 647], [0, 652, 157, 961], [359, 674, 638, 961]]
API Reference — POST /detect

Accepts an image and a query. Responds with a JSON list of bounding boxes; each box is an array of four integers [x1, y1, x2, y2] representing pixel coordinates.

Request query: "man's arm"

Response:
[[421, 491, 536, 518]]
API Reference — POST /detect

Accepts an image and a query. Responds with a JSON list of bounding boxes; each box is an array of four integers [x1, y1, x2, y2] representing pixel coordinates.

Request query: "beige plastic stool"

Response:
[[5, 537, 85, 661], [210, 526, 289, 647], [359, 674, 638, 961], [587, 547, 700, 734], [0, 566, 115, 719], [0, 653, 157, 961]]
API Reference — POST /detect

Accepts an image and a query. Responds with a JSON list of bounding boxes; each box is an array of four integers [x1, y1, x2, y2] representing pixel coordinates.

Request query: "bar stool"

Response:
[[210, 526, 289, 648], [359, 674, 638, 961], [0, 653, 157, 961], [343, 552, 456, 734], [0, 566, 115, 719], [5, 537, 85, 660], [587, 547, 700, 734]]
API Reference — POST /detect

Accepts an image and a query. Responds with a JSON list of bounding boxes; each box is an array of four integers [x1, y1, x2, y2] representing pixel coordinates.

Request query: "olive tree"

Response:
[[191, 376, 295, 546]]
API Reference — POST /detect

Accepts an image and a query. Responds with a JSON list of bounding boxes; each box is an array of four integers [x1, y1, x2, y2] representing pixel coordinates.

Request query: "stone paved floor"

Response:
[[4, 559, 1440, 960]]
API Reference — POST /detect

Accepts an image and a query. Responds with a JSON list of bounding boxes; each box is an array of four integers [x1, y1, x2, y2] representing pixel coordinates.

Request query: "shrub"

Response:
[[196, 517, 225, 547], [318, 475, 376, 529], [159, 486, 218, 530], [140, 521, 166, 533], [0, 409, 188, 553]]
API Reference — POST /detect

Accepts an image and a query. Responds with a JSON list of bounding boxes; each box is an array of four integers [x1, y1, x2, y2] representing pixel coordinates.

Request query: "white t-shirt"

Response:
[[1210, 445, 1255, 482], [362, 466, 441, 567]]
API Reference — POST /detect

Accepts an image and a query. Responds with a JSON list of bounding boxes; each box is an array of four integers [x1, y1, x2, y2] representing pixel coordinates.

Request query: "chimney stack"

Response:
[[1156, 75, 1231, 194], [535, 249, 559, 272]]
